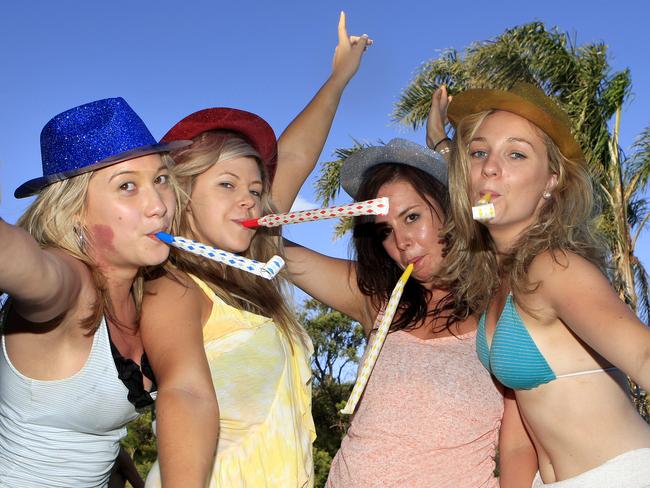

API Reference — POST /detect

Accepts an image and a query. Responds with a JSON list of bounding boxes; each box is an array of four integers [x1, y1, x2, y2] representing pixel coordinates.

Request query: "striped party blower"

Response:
[[155, 232, 284, 280], [340, 263, 414, 415]]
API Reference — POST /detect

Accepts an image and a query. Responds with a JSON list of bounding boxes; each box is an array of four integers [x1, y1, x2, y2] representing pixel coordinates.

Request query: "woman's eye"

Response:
[[470, 149, 488, 159], [406, 213, 419, 223], [120, 182, 136, 192], [219, 182, 234, 189], [155, 174, 170, 185], [250, 189, 262, 198], [510, 151, 527, 160]]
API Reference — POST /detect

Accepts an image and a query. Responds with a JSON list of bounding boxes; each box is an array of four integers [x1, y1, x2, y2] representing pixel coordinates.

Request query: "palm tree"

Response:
[[315, 22, 650, 418]]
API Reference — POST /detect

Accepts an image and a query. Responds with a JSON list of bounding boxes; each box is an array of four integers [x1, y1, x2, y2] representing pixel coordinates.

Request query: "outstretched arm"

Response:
[[271, 12, 371, 212], [426, 85, 452, 160], [0, 217, 83, 323], [284, 240, 376, 333]]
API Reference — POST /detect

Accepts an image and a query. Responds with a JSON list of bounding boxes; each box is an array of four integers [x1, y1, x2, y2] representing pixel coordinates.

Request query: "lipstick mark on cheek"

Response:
[[88, 224, 116, 255]]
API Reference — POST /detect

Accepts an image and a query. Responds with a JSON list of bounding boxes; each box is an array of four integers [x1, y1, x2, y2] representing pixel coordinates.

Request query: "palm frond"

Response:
[[315, 139, 375, 206], [392, 49, 470, 129], [624, 126, 650, 201], [332, 217, 354, 240], [632, 256, 650, 324]]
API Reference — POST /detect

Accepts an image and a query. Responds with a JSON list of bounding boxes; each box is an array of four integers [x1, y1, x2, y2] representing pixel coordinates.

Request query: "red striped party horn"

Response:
[[240, 197, 389, 228]]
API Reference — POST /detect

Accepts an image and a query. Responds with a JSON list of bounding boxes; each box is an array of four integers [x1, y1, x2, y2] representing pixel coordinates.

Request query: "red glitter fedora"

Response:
[[161, 108, 278, 181]]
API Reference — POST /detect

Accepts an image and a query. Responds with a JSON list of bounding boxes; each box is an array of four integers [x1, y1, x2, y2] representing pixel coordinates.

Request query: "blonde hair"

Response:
[[168, 130, 309, 348], [17, 153, 177, 332], [440, 110, 608, 314]]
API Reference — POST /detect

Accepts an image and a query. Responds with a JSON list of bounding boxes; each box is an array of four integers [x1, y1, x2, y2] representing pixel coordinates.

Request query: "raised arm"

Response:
[[425, 85, 452, 160], [535, 252, 650, 391], [0, 217, 83, 323], [140, 273, 219, 488], [271, 12, 371, 212], [284, 241, 376, 333]]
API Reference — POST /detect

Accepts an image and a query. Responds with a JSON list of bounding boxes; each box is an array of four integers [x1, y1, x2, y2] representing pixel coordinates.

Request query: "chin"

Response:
[[141, 246, 171, 266]]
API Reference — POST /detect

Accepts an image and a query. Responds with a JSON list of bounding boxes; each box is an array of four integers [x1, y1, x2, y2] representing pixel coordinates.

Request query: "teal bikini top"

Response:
[[476, 294, 555, 390], [477, 294, 616, 390]]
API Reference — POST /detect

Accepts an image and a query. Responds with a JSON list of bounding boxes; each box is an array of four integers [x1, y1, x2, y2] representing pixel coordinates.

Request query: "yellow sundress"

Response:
[[146, 274, 315, 487]]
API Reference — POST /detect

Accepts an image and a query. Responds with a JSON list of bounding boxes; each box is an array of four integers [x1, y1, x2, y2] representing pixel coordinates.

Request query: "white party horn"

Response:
[[240, 197, 389, 228], [340, 263, 413, 415], [155, 232, 284, 280]]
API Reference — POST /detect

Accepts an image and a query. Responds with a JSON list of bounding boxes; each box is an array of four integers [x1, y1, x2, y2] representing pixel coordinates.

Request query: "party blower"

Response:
[[155, 232, 284, 280], [239, 198, 389, 228], [340, 263, 414, 415]]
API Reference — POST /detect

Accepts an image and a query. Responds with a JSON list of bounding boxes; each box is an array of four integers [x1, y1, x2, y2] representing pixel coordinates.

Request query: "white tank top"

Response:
[[0, 317, 140, 487]]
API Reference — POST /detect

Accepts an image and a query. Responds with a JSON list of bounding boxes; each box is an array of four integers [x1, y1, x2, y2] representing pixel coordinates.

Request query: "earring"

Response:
[[73, 226, 85, 249], [543, 191, 552, 199]]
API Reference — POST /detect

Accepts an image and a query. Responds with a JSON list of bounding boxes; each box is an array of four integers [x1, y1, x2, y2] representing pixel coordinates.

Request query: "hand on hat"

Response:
[[331, 11, 372, 85], [426, 85, 453, 151]]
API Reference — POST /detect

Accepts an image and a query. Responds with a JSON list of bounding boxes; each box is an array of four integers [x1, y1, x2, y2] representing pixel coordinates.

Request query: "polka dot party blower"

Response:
[[155, 232, 285, 280], [239, 197, 389, 228], [340, 263, 414, 415]]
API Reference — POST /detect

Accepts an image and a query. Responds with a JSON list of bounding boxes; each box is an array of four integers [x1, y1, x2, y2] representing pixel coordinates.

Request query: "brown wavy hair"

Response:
[[166, 130, 309, 348], [352, 163, 467, 331], [439, 110, 608, 315]]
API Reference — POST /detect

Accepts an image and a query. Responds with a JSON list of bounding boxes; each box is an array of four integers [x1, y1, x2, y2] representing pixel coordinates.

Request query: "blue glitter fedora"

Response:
[[14, 97, 191, 198]]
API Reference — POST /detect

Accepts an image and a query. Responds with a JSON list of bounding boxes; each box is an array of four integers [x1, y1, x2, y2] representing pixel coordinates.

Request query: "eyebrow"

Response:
[[506, 137, 535, 148], [470, 136, 535, 149], [375, 204, 420, 222], [397, 205, 420, 218], [108, 165, 168, 182], [217, 171, 263, 186]]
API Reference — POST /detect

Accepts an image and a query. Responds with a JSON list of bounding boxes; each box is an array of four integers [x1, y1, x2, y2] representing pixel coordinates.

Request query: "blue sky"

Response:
[[1, 0, 649, 307]]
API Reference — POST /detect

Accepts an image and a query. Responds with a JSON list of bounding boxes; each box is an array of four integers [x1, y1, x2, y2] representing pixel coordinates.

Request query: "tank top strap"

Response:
[[186, 273, 222, 302], [185, 273, 273, 344]]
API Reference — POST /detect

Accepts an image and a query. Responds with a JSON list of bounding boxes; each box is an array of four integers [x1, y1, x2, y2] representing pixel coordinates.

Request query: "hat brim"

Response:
[[447, 88, 584, 161], [340, 138, 448, 199], [14, 140, 191, 199], [161, 107, 278, 181]]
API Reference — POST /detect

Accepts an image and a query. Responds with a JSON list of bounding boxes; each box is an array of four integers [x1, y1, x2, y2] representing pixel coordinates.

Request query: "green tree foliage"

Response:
[[121, 409, 157, 482], [299, 298, 365, 486]]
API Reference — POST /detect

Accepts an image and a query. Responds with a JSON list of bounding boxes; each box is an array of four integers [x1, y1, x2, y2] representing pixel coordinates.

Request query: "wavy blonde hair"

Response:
[[439, 110, 607, 314], [15, 153, 177, 332], [167, 130, 309, 348]]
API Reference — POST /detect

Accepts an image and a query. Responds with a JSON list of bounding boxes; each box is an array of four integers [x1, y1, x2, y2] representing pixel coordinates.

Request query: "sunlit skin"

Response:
[[83, 154, 175, 276], [469, 110, 558, 251], [374, 179, 445, 290], [187, 157, 263, 253]]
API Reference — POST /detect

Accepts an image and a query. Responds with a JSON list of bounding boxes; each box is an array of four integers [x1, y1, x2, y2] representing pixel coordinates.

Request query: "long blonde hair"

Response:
[[15, 153, 177, 332], [168, 130, 309, 347], [440, 110, 608, 314]]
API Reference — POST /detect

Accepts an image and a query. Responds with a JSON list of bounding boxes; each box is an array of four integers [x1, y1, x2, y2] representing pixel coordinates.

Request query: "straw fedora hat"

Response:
[[447, 82, 584, 162]]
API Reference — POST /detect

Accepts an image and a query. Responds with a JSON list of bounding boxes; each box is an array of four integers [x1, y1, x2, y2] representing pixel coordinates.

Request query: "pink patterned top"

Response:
[[327, 329, 503, 488]]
